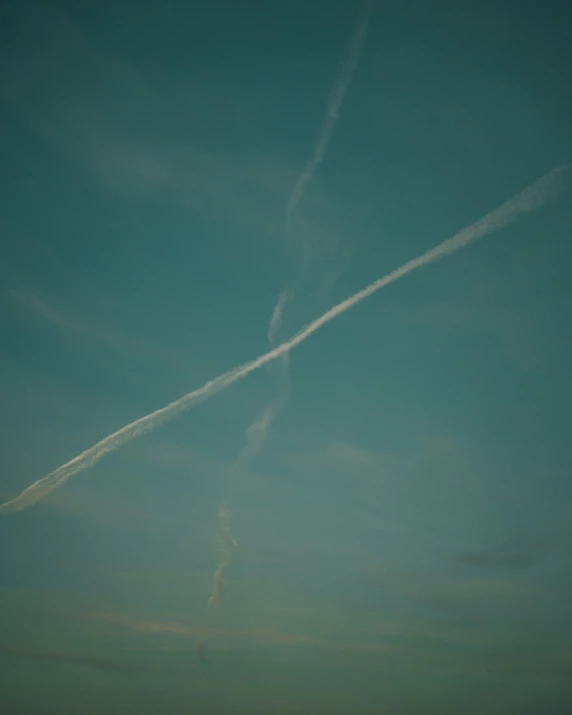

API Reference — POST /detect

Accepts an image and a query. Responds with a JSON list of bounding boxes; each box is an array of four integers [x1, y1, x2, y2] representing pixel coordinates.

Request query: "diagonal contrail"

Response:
[[0, 164, 568, 515]]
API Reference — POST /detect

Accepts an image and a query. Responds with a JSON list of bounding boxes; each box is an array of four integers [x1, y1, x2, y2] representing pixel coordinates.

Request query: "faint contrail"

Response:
[[207, 3, 375, 606], [235, 0, 373, 472], [233, 291, 290, 473], [0, 164, 568, 515], [207, 293, 290, 610], [285, 0, 373, 226], [244, 0, 373, 457], [267, 289, 289, 345]]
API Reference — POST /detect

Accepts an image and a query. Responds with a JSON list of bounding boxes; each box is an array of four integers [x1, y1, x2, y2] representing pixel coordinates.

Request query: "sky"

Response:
[[1, 0, 572, 713]]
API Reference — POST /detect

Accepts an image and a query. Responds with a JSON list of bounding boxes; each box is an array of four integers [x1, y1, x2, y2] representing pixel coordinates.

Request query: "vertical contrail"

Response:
[[206, 1, 374, 610], [0, 164, 567, 518], [235, 0, 373, 478], [256, 0, 373, 459], [285, 0, 373, 226], [267, 289, 289, 345], [207, 295, 290, 610]]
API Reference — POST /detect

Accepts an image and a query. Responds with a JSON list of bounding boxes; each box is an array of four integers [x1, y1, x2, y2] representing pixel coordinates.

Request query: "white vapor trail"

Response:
[[285, 0, 373, 226], [268, 289, 289, 345], [237, 0, 373, 476], [208, 1, 373, 611], [0, 164, 568, 515], [208, 292, 290, 609], [234, 290, 290, 472]]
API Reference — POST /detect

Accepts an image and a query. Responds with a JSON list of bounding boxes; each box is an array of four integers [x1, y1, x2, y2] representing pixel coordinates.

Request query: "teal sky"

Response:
[[1, 1, 572, 713]]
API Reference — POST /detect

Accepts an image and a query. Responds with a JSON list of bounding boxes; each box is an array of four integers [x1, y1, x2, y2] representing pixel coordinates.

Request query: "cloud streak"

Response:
[[451, 533, 558, 570], [0, 645, 136, 673], [0, 164, 568, 514]]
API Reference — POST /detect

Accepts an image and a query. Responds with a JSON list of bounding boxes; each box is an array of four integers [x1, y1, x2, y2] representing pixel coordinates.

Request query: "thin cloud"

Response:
[[451, 533, 557, 570], [90, 610, 315, 648], [0, 164, 568, 514], [6, 286, 196, 374], [7, 289, 123, 347], [87, 608, 572, 678], [7, 290, 74, 330], [90, 610, 399, 657], [0, 5, 351, 250], [0, 644, 136, 673]]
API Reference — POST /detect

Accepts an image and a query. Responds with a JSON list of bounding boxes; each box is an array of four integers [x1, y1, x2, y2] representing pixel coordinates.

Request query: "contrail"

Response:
[[0, 164, 568, 515], [207, 293, 290, 610], [267, 289, 289, 345], [206, 2, 375, 608], [285, 0, 373, 226], [235, 0, 373, 472], [234, 291, 290, 473]]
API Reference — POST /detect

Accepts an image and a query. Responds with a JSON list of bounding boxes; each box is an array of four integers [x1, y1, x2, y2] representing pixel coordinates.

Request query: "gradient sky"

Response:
[[1, 1, 572, 714]]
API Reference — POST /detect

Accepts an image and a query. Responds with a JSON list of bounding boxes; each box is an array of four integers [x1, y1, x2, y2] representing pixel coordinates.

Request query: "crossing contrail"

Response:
[[0, 164, 568, 515]]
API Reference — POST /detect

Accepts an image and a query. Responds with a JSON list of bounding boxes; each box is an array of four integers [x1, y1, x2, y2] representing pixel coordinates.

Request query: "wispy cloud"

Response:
[[450, 533, 559, 570], [7, 290, 75, 330], [0, 164, 568, 514], [5, 286, 195, 374], [90, 609, 402, 659], [90, 609, 316, 649], [0, 5, 352, 255], [6, 288, 130, 350], [0, 644, 136, 673], [87, 605, 572, 679]]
